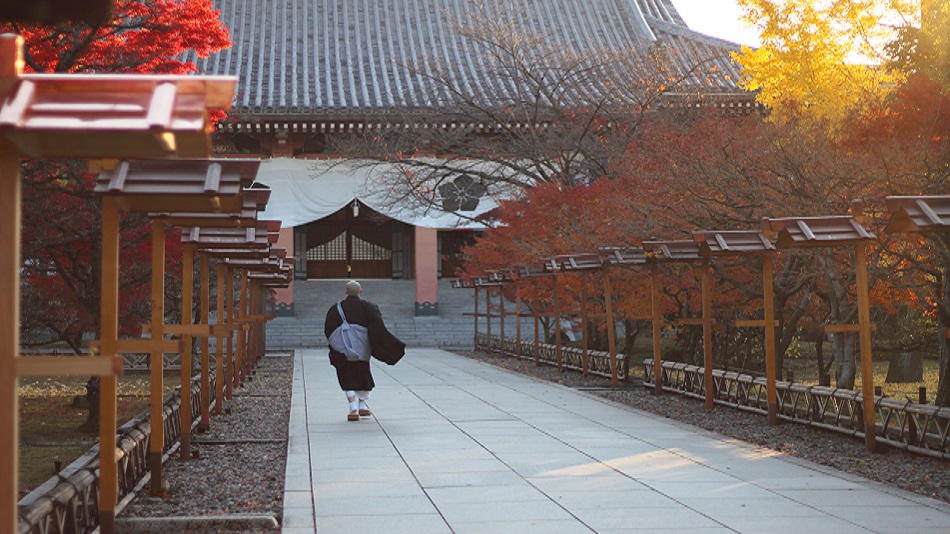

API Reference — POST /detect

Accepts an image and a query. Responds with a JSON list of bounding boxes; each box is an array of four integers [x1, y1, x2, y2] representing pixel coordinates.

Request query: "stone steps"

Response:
[[266, 279, 478, 349]]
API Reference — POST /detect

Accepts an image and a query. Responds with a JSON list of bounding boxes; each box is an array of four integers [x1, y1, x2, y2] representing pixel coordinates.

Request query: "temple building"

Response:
[[188, 0, 752, 317]]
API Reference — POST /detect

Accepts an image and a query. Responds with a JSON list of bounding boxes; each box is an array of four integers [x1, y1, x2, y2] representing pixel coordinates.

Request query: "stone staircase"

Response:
[[265, 279, 478, 349]]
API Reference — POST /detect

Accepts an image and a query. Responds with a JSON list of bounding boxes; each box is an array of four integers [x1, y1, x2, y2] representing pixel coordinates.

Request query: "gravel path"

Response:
[[459, 349, 950, 505], [120, 351, 294, 532]]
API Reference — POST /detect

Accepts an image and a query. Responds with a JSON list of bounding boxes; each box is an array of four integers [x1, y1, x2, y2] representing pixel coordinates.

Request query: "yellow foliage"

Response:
[[734, 0, 915, 132]]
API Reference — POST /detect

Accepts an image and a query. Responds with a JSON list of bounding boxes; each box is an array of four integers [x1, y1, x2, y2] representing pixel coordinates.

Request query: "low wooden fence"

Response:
[[17, 374, 216, 534], [476, 332, 949, 460], [640, 359, 950, 461], [477, 333, 630, 383]]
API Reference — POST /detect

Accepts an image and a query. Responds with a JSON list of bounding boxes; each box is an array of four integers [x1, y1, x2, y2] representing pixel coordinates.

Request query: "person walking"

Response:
[[324, 280, 405, 421]]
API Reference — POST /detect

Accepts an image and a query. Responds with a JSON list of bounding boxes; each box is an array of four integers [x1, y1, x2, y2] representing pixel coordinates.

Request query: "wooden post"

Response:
[[255, 279, 263, 365], [98, 197, 121, 534], [650, 264, 663, 395], [485, 285, 492, 353], [149, 220, 167, 496], [199, 254, 211, 429], [533, 306, 540, 366], [856, 243, 877, 452], [553, 274, 562, 371], [701, 259, 714, 409], [0, 35, 19, 532], [604, 273, 618, 387], [238, 270, 248, 383], [225, 265, 233, 400], [215, 262, 226, 414], [580, 278, 589, 376], [0, 131, 21, 534], [499, 286, 506, 355], [515, 295, 522, 359], [473, 286, 479, 350], [180, 244, 195, 459], [763, 252, 778, 425], [249, 279, 259, 366]]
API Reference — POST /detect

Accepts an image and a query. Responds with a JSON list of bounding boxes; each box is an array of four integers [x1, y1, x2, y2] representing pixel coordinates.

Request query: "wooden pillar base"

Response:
[[180, 431, 191, 461], [149, 452, 166, 497], [767, 407, 778, 426], [99, 511, 115, 534]]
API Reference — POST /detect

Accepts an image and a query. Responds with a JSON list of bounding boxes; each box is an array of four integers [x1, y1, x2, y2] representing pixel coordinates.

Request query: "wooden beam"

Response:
[[0, 132, 21, 534], [604, 274, 618, 387], [672, 317, 706, 326], [485, 285, 492, 353], [701, 259, 714, 409], [734, 319, 780, 328], [199, 253, 211, 429], [180, 244, 194, 460], [215, 262, 226, 415], [164, 324, 212, 336], [115, 338, 181, 354], [581, 280, 589, 376], [515, 297, 522, 359], [99, 196, 120, 534], [763, 252, 778, 425], [553, 274, 562, 370], [225, 265, 234, 401], [650, 264, 662, 396], [498, 287, 505, 352], [822, 323, 877, 333], [473, 286, 479, 350], [856, 243, 877, 452], [16, 356, 122, 377], [534, 307, 540, 366], [236, 269, 247, 384], [149, 219, 166, 497]]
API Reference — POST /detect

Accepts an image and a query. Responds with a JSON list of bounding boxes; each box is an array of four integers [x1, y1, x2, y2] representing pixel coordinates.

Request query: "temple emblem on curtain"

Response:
[[439, 175, 486, 212]]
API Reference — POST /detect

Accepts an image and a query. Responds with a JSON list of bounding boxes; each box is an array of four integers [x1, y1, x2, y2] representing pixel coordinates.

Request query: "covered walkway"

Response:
[[281, 348, 950, 533]]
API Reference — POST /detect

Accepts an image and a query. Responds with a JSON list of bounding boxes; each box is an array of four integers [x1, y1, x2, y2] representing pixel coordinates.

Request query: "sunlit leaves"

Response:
[[734, 0, 909, 132]]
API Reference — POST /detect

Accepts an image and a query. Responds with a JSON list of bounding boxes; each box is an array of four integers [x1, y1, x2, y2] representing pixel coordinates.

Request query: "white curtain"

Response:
[[254, 158, 499, 229]]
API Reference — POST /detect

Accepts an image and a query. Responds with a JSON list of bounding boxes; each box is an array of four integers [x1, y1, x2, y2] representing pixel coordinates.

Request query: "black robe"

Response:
[[324, 296, 406, 391]]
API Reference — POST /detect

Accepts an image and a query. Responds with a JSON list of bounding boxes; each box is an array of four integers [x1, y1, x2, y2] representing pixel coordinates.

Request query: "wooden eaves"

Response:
[[884, 195, 950, 234]]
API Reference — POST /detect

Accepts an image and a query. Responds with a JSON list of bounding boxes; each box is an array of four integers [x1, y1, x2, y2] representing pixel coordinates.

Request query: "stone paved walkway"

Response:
[[281, 348, 950, 533]]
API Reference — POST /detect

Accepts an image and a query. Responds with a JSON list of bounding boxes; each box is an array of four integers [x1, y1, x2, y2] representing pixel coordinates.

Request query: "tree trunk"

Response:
[[82, 376, 100, 431], [833, 333, 857, 389], [936, 327, 950, 407], [815, 331, 831, 385], [623, 319, 641, 356], [885, 351, 923, 383]]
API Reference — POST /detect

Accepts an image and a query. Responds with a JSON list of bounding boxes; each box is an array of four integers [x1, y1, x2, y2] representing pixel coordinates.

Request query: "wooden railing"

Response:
[[17, 373, 216, 534], [475, 333, 949, 460], [640, 359, 950, 461], [477, 333, 630, 382]]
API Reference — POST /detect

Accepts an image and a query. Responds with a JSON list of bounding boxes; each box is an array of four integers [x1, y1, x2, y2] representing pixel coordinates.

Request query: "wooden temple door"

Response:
[[305, 205, 393, 279]]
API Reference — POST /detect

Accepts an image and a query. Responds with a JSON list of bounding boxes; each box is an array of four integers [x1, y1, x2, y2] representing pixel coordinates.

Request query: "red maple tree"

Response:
[[6, 0, 231, 352]]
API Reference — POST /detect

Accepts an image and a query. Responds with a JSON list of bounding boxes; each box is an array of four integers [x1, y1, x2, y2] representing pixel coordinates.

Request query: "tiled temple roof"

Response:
[[187, 0, 749, 121]]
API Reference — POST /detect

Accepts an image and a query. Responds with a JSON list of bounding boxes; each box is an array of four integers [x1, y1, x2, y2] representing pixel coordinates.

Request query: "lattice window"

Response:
[[352, 235, 391, 261], [307, 233, 346, 261]]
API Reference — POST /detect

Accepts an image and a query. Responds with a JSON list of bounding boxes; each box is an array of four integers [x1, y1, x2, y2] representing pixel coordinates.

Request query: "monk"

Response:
[[324, 280, 405, 421]]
